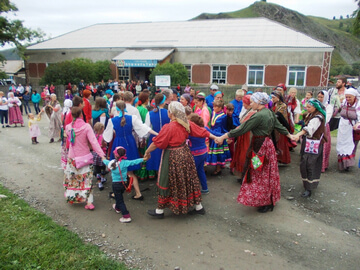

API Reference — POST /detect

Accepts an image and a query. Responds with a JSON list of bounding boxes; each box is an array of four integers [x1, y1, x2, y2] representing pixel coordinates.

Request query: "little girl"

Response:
[[28, 113, 42, 144], [206, 100, 232, 176], [92, 122, 108, 190], [103, 146, 148, 223]]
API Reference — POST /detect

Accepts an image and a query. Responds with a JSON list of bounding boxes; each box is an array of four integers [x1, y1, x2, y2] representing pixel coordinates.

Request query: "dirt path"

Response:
[[0, 119, 359, 270]]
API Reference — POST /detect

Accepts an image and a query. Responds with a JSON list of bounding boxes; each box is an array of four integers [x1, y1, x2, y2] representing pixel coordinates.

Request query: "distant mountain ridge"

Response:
[[192, 1, 360, 67]]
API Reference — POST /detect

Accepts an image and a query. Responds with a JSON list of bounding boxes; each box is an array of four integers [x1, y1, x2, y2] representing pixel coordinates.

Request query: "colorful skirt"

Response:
[[205, 138, 232, 166], [60, 144, 68, 170], [8, 106, 23, 125], [63, 158, 94, 204], [230, 132, 250, 174], [157, 143, 202, 214], [237, 137, 281, 207]]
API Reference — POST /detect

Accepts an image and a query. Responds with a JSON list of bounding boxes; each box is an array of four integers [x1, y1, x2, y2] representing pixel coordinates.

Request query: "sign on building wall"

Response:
[[115, 59, 158, 68], [155, 75, 171, 87]]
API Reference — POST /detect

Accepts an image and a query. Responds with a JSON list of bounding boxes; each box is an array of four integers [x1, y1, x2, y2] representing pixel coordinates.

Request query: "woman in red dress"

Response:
[[145, 101, 215, 218]]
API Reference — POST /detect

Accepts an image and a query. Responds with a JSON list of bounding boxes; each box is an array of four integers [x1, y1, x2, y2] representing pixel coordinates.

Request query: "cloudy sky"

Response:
[[4, 0, 359, 40]]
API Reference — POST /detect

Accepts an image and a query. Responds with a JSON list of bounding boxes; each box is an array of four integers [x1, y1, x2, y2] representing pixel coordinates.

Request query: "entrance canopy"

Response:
[[112, 49, 174, 68]]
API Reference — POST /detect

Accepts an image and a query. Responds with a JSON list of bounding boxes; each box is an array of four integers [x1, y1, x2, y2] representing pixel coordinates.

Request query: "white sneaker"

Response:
[[119, 217, 131, 223], [101, 177, 107, 183], [98, 182, 104, 191], [112, 204, 121, 214]]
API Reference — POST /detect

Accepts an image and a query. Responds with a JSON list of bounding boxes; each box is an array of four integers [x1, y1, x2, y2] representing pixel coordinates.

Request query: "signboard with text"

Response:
[[155, 75, 171, 87], [115, 59, 158, 68]]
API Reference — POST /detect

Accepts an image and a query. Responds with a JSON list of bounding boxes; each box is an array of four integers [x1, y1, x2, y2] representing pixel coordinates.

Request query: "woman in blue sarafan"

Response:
[[145, 93, 170, 179], [103, 100, 158, 200], [206, 99, 232, 176]]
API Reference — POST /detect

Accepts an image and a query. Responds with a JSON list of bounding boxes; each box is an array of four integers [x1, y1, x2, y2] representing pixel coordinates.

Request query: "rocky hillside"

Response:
[[193, 1, 360, 66]]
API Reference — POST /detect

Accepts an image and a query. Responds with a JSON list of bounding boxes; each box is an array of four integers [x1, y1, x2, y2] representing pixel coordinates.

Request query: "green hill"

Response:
[[192, 1, 360, 72]]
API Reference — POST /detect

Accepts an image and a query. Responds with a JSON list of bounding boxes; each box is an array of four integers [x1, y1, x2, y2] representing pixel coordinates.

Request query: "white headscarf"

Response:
[[62, 99, 73, 114], [318, 90, 329, 106], [344, 87, 359, 98]]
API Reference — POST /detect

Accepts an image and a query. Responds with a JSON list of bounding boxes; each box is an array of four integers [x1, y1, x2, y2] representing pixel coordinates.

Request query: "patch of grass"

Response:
[[0, 184, 127, 270]]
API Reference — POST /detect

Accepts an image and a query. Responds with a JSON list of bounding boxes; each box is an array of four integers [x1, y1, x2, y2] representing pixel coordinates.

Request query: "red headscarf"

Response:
[[242, 95, 251, 105]]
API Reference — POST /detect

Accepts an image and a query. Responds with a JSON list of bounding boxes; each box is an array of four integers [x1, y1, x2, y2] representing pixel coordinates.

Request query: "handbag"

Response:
[[74, 153, 93, 169], [304, 134, 323, 155]]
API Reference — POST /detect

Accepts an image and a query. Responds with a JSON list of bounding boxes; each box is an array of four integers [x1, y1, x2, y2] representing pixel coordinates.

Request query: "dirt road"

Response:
[[0, 118, 359, 270]]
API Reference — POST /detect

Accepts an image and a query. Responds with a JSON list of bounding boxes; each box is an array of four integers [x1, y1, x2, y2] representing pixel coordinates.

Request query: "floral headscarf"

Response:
[[251, 92, 271, 105], [307, 98, 326, 118], [168, 101, 190, 132]]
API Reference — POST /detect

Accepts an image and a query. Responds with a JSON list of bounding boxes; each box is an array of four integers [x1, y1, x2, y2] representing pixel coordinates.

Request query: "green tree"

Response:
[[149, 62, 189, 86], [0, 0, 44, 78], [40, 58, 112, 85]]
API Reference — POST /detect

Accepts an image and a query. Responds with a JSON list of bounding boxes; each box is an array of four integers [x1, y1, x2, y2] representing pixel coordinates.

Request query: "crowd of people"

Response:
[[2, 76, 360, 223]]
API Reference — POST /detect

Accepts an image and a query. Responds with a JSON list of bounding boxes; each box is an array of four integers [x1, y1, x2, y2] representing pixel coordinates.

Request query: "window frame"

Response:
[[287, 66, 306, 87], [118, 67, 130, 81], [247, 65, 265, 86], [212, 64, 227, 84], [184, 64, 192, 82]]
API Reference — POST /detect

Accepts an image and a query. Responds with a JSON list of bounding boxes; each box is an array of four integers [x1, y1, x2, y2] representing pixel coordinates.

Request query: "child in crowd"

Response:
[[206, 100, 231, 176], [301, 91, 313, 113], [187, 113, 215, 194], [28, 113, 42, 144], [225, 103, 236, 165], [103, 146, 148, 223], [92, 122, 108, 190]]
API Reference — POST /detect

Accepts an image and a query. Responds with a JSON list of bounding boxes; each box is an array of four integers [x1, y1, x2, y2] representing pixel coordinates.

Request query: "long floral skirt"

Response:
[[63, 158, 94, 204], [237, 137, 281, 207], [157, 144, 202, 214]]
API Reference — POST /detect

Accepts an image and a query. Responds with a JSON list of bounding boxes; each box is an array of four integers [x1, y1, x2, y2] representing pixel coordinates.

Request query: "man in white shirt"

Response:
[[17, 84, 24, 94]]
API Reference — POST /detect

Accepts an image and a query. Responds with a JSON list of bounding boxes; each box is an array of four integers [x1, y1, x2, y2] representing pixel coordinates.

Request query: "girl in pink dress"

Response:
[[28, 113, 42, 144]]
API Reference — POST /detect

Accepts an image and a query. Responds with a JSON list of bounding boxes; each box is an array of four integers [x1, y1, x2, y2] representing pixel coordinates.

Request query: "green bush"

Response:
[[40, 58, 112, 85], [149, 62, 189, 86]]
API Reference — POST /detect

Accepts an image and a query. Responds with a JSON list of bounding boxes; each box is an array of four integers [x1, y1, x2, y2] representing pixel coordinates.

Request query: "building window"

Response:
[[247, 65, 264, 86], [288, 66, 306, 87], [184, 64, 192, 82], [212, 65, 226, 84], [118, 67, 129, 81]]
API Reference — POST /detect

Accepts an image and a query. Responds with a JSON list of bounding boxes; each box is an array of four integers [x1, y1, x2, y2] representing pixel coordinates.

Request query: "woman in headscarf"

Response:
[[229, 95, 256, 183], [336, 88, 360, 171], [293, 98, 326, 197], [271, 90, 291, 164], [215, 92, 294, 213], [317, 90, 333, 172], [144, 101, 216, 218], [44, 93, 62, 143]]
